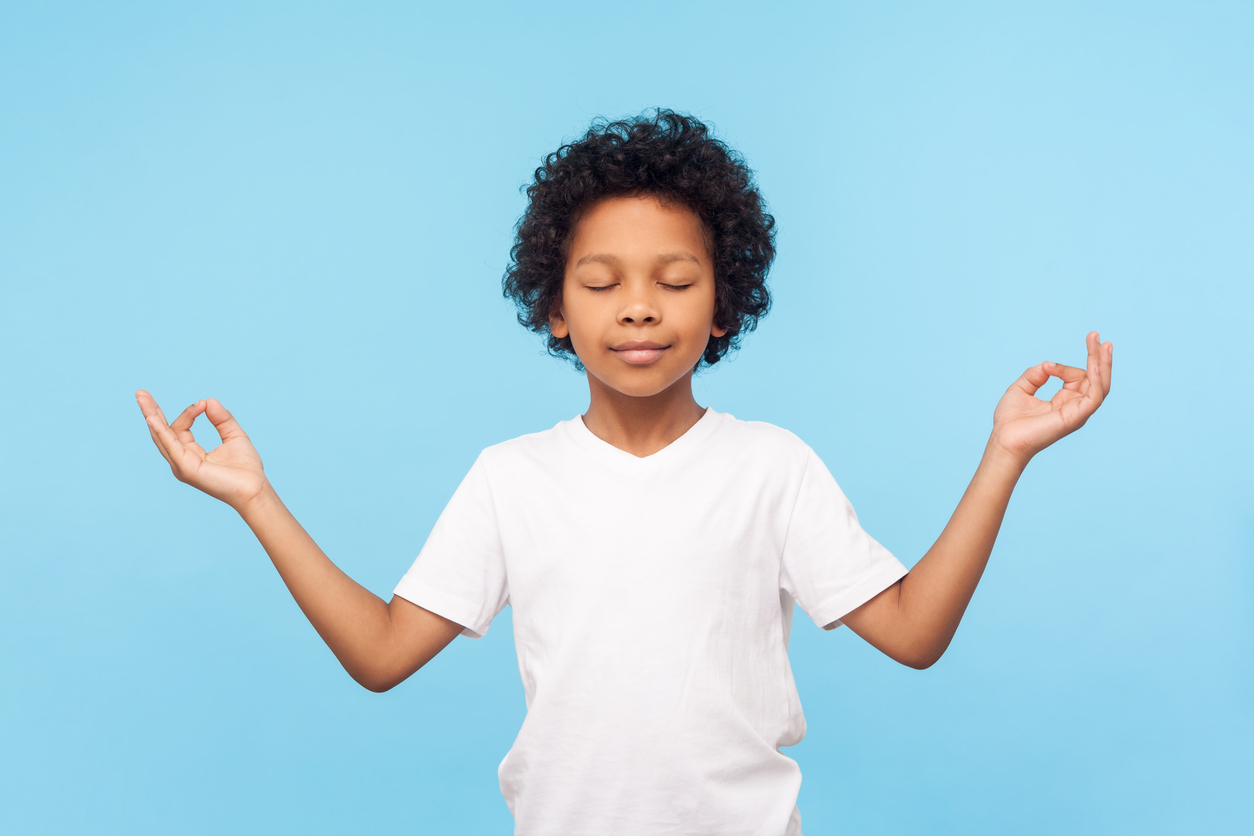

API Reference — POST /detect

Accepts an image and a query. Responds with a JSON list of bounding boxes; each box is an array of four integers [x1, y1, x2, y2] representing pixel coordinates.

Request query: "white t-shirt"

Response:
[[393, 408, 908, 836]]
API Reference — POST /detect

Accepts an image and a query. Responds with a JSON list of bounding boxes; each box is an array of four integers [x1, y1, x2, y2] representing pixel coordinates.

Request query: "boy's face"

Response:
[[550, 195, 727, 400]]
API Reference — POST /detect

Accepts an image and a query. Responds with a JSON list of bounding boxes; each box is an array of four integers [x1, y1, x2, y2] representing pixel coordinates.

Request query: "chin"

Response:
[[590, 366, 692, 399], [616, 383, 674, 399]]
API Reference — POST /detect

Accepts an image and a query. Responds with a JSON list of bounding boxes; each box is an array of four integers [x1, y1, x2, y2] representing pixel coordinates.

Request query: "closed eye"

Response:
[[585, 283, 691, 291]]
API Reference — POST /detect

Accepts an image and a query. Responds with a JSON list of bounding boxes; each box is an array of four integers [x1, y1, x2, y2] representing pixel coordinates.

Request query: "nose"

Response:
[[618, 281, 660, 325]]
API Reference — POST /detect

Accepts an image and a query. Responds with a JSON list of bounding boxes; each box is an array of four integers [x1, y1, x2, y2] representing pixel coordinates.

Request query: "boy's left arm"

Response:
[[839, 331, 1113, 669]]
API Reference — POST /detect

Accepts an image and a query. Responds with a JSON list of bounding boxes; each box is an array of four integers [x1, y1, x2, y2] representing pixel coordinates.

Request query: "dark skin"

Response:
[[136, 193, 1112, 688], [839, 336, 1113, 666], [548, 194, 727, 457], [553, 195, 1114, 667]]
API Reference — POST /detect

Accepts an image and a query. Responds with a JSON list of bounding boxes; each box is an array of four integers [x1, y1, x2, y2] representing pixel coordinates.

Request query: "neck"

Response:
[[581, 369, 706, 458]]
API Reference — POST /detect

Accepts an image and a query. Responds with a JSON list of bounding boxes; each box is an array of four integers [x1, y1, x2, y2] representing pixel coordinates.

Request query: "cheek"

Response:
[[560, 296, 590, 334]]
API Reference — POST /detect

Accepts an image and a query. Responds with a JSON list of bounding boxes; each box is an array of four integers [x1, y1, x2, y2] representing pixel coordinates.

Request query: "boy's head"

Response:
[[503, 109, 776, 378]]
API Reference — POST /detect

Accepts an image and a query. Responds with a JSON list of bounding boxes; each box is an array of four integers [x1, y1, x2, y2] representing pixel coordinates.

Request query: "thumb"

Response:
[[1011, 362, 1051, 397], [203, 397, 250, 443]]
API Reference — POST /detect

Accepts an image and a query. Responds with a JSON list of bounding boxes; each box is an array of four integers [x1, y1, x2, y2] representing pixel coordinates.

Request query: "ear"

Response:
[[710, 295, 727, 339], [549, 304, 569, 339]]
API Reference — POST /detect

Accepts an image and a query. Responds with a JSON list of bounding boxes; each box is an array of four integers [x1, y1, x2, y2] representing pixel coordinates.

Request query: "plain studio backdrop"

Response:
[[1, 2, 1250, 834]]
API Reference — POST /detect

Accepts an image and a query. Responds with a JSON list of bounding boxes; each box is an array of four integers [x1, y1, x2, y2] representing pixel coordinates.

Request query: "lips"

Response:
[[611, 341, 670, 365]]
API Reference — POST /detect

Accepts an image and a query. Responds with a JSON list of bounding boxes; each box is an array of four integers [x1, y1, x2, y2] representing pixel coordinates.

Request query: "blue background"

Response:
[[2, 2, 1250, 833]]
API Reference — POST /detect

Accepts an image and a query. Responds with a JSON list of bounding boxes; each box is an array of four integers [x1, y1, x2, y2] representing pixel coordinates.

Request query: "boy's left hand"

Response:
[[990, 330, 1113, 464]]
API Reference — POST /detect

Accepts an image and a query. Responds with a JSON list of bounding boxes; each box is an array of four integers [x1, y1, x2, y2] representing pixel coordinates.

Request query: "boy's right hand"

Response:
[[136, 390, 270, 512]]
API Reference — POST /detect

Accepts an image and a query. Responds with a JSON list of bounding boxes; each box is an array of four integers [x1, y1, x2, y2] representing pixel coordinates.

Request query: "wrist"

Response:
[[983, 433, 1031, 477], [234, 480, 279, 521]]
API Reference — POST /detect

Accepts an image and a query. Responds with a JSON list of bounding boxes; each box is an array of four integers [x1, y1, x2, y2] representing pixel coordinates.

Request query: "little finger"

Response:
[[1100, 341, 1113, 396], [1081, 352, 1105, 414]]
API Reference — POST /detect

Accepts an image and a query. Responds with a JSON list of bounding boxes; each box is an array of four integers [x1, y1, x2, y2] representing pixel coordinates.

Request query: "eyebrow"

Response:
[[574, 251, 701, 268]]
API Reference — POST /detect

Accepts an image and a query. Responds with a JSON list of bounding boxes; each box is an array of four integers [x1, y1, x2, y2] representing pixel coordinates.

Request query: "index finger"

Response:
[[1045, 361, 1087, 387], [169, 399, 207, 440]]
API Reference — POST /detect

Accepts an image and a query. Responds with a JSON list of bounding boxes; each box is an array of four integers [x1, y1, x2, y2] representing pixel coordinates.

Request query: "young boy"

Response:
[[136, 110, 1113, 835]]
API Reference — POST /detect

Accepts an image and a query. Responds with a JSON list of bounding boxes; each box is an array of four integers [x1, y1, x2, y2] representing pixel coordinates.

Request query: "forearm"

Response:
[[845, 334, 1111, 668], [895, 438, 1027, 665], [236, 483, 394, 691]]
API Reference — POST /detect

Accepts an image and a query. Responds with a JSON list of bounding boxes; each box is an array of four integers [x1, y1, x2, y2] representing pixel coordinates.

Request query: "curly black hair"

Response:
[[502, 109, 776, 371]]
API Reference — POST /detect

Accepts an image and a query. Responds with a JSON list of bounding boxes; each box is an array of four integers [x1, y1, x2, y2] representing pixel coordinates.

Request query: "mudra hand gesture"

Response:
[[136, 391, 270, 512], [990, 330, 1114, 463]]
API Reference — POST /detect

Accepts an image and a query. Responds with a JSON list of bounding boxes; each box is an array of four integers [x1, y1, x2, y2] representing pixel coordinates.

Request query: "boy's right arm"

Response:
[[237, 485, 464, 692], [137, 391, 463, 692]]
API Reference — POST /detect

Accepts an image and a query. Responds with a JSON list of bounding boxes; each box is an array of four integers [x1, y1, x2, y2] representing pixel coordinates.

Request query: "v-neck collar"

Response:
[[564, 406, 724, 469]]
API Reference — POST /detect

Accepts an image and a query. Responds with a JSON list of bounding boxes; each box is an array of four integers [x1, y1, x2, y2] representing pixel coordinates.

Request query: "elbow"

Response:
[[357, 654, 429, 692], [899, 640, 948, 670], [904, 652, 939, 670], [350, 664, 398, 694], [361, 677, 394, 693]]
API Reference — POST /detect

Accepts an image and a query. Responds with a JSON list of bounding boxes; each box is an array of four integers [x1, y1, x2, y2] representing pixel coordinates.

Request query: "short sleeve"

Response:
[[392, 453, 509, 638], [780, 447, 909, 631]]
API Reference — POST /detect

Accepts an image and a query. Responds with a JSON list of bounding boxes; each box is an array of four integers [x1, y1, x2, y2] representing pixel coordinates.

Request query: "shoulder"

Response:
[[474, 420, 572, 471], [710, 411, 816, 467], [714, 411, 812, 453]]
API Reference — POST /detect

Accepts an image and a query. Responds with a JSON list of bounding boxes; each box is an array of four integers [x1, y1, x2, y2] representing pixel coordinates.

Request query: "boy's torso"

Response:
[[482, 410, 810, 835]]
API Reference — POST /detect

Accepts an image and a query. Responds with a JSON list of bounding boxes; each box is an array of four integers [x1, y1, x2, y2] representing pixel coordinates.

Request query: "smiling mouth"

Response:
[[611, 346, 669, 365]]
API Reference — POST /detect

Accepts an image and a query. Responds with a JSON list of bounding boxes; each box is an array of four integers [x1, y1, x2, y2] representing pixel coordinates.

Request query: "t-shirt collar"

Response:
[[563, 406, 724, 468]]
